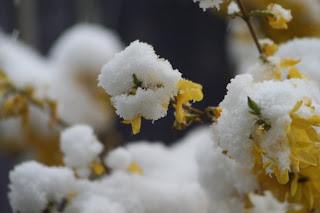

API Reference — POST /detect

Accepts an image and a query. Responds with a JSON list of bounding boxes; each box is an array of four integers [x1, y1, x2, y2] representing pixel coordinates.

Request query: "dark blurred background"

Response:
[[0, 0, 231, 212]]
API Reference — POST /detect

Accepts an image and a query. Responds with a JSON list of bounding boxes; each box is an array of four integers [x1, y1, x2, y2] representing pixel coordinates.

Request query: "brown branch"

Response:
[[236, 0, 263, 55], [4, 83, 70, 129], [170, 98, 214, 120]]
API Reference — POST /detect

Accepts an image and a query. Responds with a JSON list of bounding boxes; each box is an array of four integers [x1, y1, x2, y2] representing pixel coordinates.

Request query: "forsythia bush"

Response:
[[2, 0, 320, 213]]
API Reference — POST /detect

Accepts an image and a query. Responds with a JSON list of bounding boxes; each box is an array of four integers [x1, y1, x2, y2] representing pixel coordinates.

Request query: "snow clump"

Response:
[[60, 125, 103, 178], [98, 40, 181, 121]]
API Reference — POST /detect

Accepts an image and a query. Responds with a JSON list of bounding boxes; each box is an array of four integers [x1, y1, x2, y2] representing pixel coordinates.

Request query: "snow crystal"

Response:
[[259, 38, 275, 46], [193, 0, 224, 11], [127, 126, 211, 182], [49, 23, 123, 76], [197, 132, 257, 213], [98, 40, 181, 121], [49, 24, 122, 131], [64, 194, 126, 213], [60, 125, 103, 178], [276, 38, 320, 84], [0, 32, 51, 99], [8, 161, 76, 213], [228, 1, 240, 15], [249, 191, 289, 213], [105, 147, 132, 171], [89, 172, 207, 213]]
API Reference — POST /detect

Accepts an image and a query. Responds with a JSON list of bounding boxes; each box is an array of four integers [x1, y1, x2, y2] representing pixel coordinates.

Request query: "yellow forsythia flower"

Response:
[[259, 39, 278, 56], [267, 3, 292, 30], [175, 79, 203, 123]]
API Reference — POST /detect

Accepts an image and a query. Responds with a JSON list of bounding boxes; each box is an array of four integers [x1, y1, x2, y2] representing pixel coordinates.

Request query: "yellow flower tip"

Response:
[[288, 67, 309, 80], [263, 160, 272, 169], [122, 116, 141, 135], [280, 58, 301, 68], [127, 162, 143, 175], [288, 67, 302, 79], [178, 79, 203, 90], [290, 100, 303, 114], [91, 160, 105, 176], [177, 79, 204, 102], [214, 107, 222, 118], [275, 166, 289, 184], [302, 97, 312, 108]]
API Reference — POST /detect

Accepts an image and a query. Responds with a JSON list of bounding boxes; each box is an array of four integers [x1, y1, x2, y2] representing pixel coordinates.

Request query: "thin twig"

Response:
[[236, 0, 263, 55], [170, 98, 214, 120], [4, 83, 70, 129]]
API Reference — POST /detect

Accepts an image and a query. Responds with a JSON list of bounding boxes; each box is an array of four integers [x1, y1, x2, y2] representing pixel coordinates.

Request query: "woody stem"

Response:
[[170, 98, 214, 120], [236, 0, 263, 55]]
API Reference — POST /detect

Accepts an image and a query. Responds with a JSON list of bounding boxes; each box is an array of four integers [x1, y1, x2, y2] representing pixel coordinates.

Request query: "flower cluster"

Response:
[[98, 40, 204, 134], [215, 55, 320, 210]]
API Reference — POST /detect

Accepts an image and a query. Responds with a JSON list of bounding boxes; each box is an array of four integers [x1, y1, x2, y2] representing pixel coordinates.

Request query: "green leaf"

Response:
[[247, 96, 261, 116], [132, 73, 142, 88]]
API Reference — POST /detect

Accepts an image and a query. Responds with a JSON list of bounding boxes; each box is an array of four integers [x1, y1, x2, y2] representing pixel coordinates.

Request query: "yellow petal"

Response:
[[274, 166, 289, 184], [291, 158, 300, 172], [267, 3, 292, 30], [291, 174, 298, 196], [122, 116, 142, 135], [253, 143, 267, 154], [178, 79, 202, 90], [291, 114, 320, 128], [313, 179, 320, 193], [187, 88, 204, 102], [178, 79, 203, 102], [306, 115, 320, 126], [291, 126, 311, 144], [175, 79, 204, 123], [280, 58, 301, 68], [294, 183, 303, 201], [290, 101, 303, 114], [291, 151, 317, 166], [264, 44, 279, 56], [175, 97, 184, 123], [268, 17, 288, 29], [300, 162, 311, 169], [92, 161, 105, 176], [306, 128, 320, 142], [288, 67, 302, 79], [214, 107, 222, 118], [131, 116, 141, 135], [263, 160, 272, 169], [306, 184, 314, 209], [127, 162, 143, 175], [122, 120, 131, 124]]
